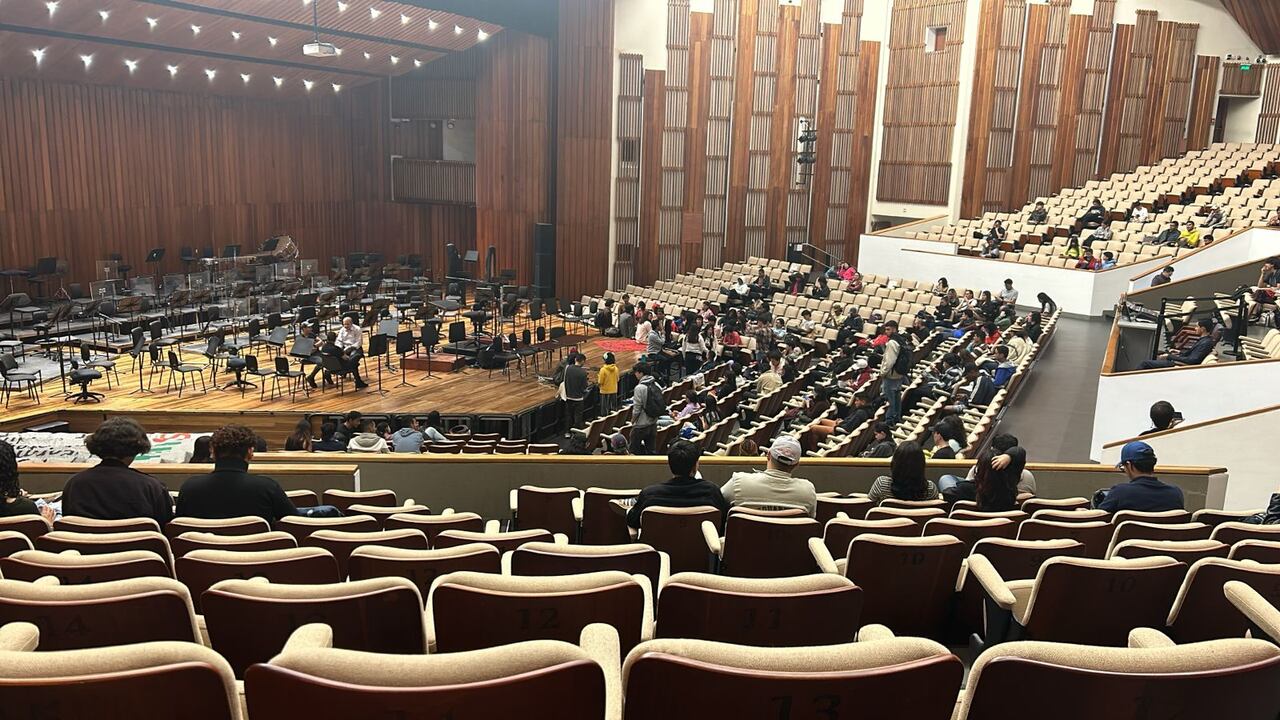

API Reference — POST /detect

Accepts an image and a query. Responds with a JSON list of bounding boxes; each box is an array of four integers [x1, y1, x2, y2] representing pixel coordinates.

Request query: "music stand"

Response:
[[144, 248, 165, 297], [420, 320, 441, 380], [395, 330, 416, 388], [221, 244, 241, 259], [377, 318, 398, 371], [366, 333, 389, 396]]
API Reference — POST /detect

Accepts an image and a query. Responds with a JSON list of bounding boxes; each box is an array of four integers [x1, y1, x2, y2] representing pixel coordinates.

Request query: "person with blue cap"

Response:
[[1092, 441, 1184, 513]]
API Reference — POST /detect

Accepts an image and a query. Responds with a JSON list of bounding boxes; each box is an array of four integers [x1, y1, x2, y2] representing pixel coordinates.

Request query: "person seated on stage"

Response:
[[333, 411, 362, 446], [633, 309, 652, 344], [390, 415, 424, 453], [320, 332, 369, 390], [1027, 201, 1048, 224], [62, 418, 173, 525], [595, 298, 617, 336], [347, 419, 390, 453], [176, 424, 301, 522], [312, 422, 346, 452], [336, 316, 364, 357]]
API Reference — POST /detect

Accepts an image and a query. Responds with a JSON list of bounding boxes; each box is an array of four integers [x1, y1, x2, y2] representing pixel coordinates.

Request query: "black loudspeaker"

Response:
[[532, 223, 555, 299]]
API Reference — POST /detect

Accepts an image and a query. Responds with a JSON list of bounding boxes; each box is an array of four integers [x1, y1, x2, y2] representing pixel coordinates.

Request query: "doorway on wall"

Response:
[[1214, 96, 1262, 144]]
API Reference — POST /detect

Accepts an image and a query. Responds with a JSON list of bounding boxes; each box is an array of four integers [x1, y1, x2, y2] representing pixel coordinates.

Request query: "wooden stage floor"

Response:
[[2, 330, 646, 429]]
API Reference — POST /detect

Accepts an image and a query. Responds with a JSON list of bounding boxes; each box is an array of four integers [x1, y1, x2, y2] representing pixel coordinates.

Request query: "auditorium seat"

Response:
[[703, 513, 821, 577], [164, 516, 272, 540], [579, 487, 640, 545], [0, 515, 49, 544], [512, 486, 581, 539], [1021, 496, 1090, 515], [276, 514, 380, 543], [0, 622, 242, 720], [815, 495, 874, 524], [347, 543, 501, 598], [878, 498, 947, 511], [1230, 539, 1280, 564], [176, 547, 340, 612], [54, 516, 162, 534], [1111, 509, 1193, 526], [434, 528, 558, 554], [655, 572, 862, 646], [429, 570, 651, 653], [968, 554, 1184, 648], [245, 623, 608, 720], [1105, 521, 1213, 557], [621, 632, 962, 720], [34, 530, 174, 570], [385, 511, 485, 545], [1193, 508, 1262, 527], [1165, 558, 1280, 643], [1017, 519, 1112, 558], [0, 531, 31, 558], [508, 541, 667, 591], [922, 517, 1018, 552], [820, 517, 919, 558], [636, 506, 723, 575], [812, 533, 965, 639], [203, 577, 425, 677], [1110, 538, 1230, 563], [957, 634, 1280, 719], [865, 506, 946, 523], [303, 528, 428, 579], [1029, 508, 1109, 524], [322, 489, 397, 512], [0, 576, 199, 649], [955, 538, 1088, 634], [286, 489, 320, 508], [171, 530, 297, 558], [346, 502, 432, 528], [0, 548, 169, 584], [948, 508, 1028, 524], [1212, 522, 1280, 547]]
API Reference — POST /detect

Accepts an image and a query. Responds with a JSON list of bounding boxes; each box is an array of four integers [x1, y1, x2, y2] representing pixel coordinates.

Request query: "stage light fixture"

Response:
[[79, 53, 93, 70], [428, 19, 439, 30], [454, 24, 463, 35], [124, 59, 138, 73], [332, 83, 342, 93], [204, 68, 216, 80], [413, 58, 423, 67], [146, 17, 158, 29], [241, 73, 251, 83], [44, 1, 58, 16], [303, 79, 315, 91], [478, 28, 489, 41], [98, 10, 110, 21], [190, 24, 201, 35], [231, 31, 241, 40], [401, 13, 411, 25], [167, 64, 179, 76], [369, 7, 381, 19], [273, 76, 284, 87], [268, 36, 279, 47], [31, 48, 46, 66], [390, 55, 400, 64]]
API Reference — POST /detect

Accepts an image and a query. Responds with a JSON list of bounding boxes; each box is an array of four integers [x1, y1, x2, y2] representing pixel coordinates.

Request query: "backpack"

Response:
[[641, 379, 666, 418], [891, 336, 912, 376]]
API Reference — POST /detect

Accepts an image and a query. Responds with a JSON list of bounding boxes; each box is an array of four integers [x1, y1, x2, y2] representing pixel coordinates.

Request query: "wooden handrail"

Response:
[[1126, 225, 1256, 283], [870, 214, 950, 236], [1101, 401, 1280, 449]]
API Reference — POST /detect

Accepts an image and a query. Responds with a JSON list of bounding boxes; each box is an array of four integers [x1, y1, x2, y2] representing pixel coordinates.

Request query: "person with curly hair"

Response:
[[176, 424, 300, 522], [0, 440, 52, 520], [62, 418, 173, 524]]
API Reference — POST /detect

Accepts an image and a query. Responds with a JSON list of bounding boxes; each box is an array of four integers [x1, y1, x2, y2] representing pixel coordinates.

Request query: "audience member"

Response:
[[1093, 441, 1184, 512], [959, 432, 1036, 495], [719, 436, 816, 516], [1099, 251, 1117, 270], [867, 442, 939, 502], [562, 353, 589, 432], [1036, 292, 1057, 316], [597, 352, 620, 413], [62, 418, 173, 524], [390, 415, 425, 453], [1150, 266, 1175, 287], [626, 439, 727, 529], [0, 440, 49, 520], [189, 436, 213, 463], [879, 320, 906, 425], [631, 362, 661, 455], [940, 444, 1026, 511], [1144, 220, 1181, 246], [1178, 220, 1201, 248], [312, 422, 346, 452], [1139, 400, 1182, 436], [176, 424, 301, 522], [1137, 318, 1215, 369], [859, 421, 896, 458], [283, 419, 313, 452], [1078, 197, 1107, 229], [998, 279, 1019, 306], [1028, 201, 1048, 224], [333, 411, 362, 446], [347, 419, 390, 453], [926, 421, 964, 460], [1075, 248, 1100, 270], [1128, 203, 1150, 222], [421, 411, 448, 444]]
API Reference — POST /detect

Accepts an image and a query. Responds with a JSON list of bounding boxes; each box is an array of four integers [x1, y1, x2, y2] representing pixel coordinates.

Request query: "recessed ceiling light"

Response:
[[231, 30, 241, 40], [400, 13, 411, 25], [44, 1, 58, 16], [390, 55, 399, 65], [477, 28, 489, 41], [167, 64, 179, 76], [241, 73, 251, 83], [336, 1, 348, 10], [332, 83, 342, 93], [204, 68, 216, 80], [369, 7, 381, 19], [31, 48, 46, 66], [146, 17, 158, 29], [428, 19, 438, 30], [273, 76, 284, 87], [123, 59, 138, 72], [362, 51, 371, 60], [98, 9, 110, 21], [79, 54, 93, 70], [190, 24, 201, 35], [303, 80, 315, 91], [413, 59, 422, 68], [454, 24, 463, 35], [268, 36, 278, 47]]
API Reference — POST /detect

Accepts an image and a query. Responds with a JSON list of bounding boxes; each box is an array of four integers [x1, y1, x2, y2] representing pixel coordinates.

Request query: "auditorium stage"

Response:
[[0, 332, 645, 444]]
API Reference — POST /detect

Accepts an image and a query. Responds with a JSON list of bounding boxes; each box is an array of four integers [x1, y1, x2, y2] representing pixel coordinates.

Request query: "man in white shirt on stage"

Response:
[[337, 316, 364, 359]]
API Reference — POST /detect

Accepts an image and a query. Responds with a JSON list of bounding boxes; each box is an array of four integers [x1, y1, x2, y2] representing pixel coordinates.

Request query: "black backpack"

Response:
[[891, 335, 912, 376], [641, 379, 665, 418]]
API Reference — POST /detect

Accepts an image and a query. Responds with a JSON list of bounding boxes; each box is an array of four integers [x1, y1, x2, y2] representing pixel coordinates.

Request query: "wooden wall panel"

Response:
[[554, 0, 616, 299], [1051, 14, 1089, 194], [1222, 64, 1265, 97], [1008, 0, 1070, 206], [698, 0, 741, 270], [1067, 0, 1115, 188], [782, 0, 823, 249], [1008, 4, 1047, 207], [814, 0, 868, 261], [1113, 11, 1158, 175], [723, 0, 759, 263], [961, 0, 1026, 216], [0, 75, 475, 287], [681, 11, 715, 273], [1186, 55, 1222, 152], [612, 54, 645, 290], [638, 70, 667, 287], [1150, 23, 1198, 163], [1097, 23, 1132, 178], [877, 0, 968, 206], [1258, 65, 1280, 145], [764, 2, 800, 259], [807, 21, 843, 253], [658, 0, 692, 280], [742, 0, 782, 260], [846, 40, 881, 257]]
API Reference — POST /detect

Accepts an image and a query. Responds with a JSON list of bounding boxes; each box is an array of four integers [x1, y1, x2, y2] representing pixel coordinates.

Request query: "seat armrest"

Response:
[[1226, 580, 1280, 643], [580, 623, 622, 720], [509, 489, 518, 518], [1128, 628, 1175, 649], [501, 550, 514, 575], [441, 507, 456, 515], [282, 623, 334, 653], [857, 624, 897, 642], [700, 520, 723, 557], [967, 554, 1016, 609], [808, 537, 840, 575], [484, 519, 501, 534], [33, 576, 60, 587], [0, 622, 39, 652], [571, 496, 584, 523], [553, 533, 569, 545]]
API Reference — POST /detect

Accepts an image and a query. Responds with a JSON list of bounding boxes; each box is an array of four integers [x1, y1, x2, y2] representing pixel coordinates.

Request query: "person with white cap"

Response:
[[720, 435, 817, 516], [1092, 441, 1183, 513]]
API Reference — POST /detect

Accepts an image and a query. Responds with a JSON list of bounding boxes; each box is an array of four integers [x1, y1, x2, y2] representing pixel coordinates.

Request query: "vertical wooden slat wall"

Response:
[[555, 0, 616, 300], [680, 11, 714, 273], [807, 20, 843, 255], [782, 0, 822, 250], [1256, 65, 1280, 145], [638, 70, 667, 286], [876, 0, 968, 206], [1114, 11, 1159, 175], [1067, 0, 1115, 188], [1186, 56, 1222, 152], [961, 0, 1026, 217], [743, 0, 782, 260], [659, 0, 692, 280], [814, 0, 868, 261], [1222, 64, 1265, 97], [612, 54, 645, 289], [699, 0, 740, 270], [0, 75, 476, 285], [1007, 0, 1070, 207], [1150, 23, 1199, 163], [1097, 23, 1133, 178], [846, 40, 882, 257], [1051, 14, 1089, 194], [724, 0, 760, 264]]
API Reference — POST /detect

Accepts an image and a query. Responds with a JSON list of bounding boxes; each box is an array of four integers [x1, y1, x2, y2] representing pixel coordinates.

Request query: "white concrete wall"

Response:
[[1091, 360, 1280, 466], [1129, 228, 1280, 291], [857, 233, 1166, 314], [1099, 404, 1280, 510], [1224, 96, 1264, 143]]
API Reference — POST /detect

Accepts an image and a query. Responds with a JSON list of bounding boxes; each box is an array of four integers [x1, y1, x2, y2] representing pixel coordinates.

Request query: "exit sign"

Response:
[[1241, 64, 1253, 71]]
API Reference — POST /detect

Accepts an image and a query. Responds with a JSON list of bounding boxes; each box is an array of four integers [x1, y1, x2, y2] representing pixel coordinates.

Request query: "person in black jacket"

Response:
[[562, 352, 589, 433], [62, 418, 173, 525], [312, 422, 348, 452], [626, 440, 728, 529], [176, 424, 299, 522], [1138, 319, 1216, 369]]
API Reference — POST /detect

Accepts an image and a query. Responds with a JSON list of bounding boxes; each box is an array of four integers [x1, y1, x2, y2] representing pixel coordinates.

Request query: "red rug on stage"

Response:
[[595, 338, 646, 353]]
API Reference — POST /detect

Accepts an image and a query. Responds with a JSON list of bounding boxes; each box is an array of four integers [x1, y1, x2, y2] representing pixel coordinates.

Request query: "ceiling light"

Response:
[[389, 55, 399, 64], [44, 1, 58, 16], [204, 68, 216, 80], [477, 28, 489, 41], [332, 83, 342, 93], [268, 36, 278, 47], [303, 79, 315, 91], [190, 24, 201, 35], [273, 76, 283, 87], [337, 1, 347, 10], [31, 48, 46, 66], [428, 19, 438, 30], [231, 30, 241, 40], [167, 64, 179, 76], [335, 47, 343, 55], [362, 51, 371, 60], [79, 54, 93, 70], [369, 7, 381, 19], [123, 59, 138, 72], [146, 17, 158, 29], [413, 58, 422, 68], [454, 24, 463, 35], [241, 73, 251, 83], [400, 13, 411, 25], [98, 9, 110, 21]]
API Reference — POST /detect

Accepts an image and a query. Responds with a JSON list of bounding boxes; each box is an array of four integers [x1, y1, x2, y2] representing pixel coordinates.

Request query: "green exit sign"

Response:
[[1241, 64, 1253, 71]]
